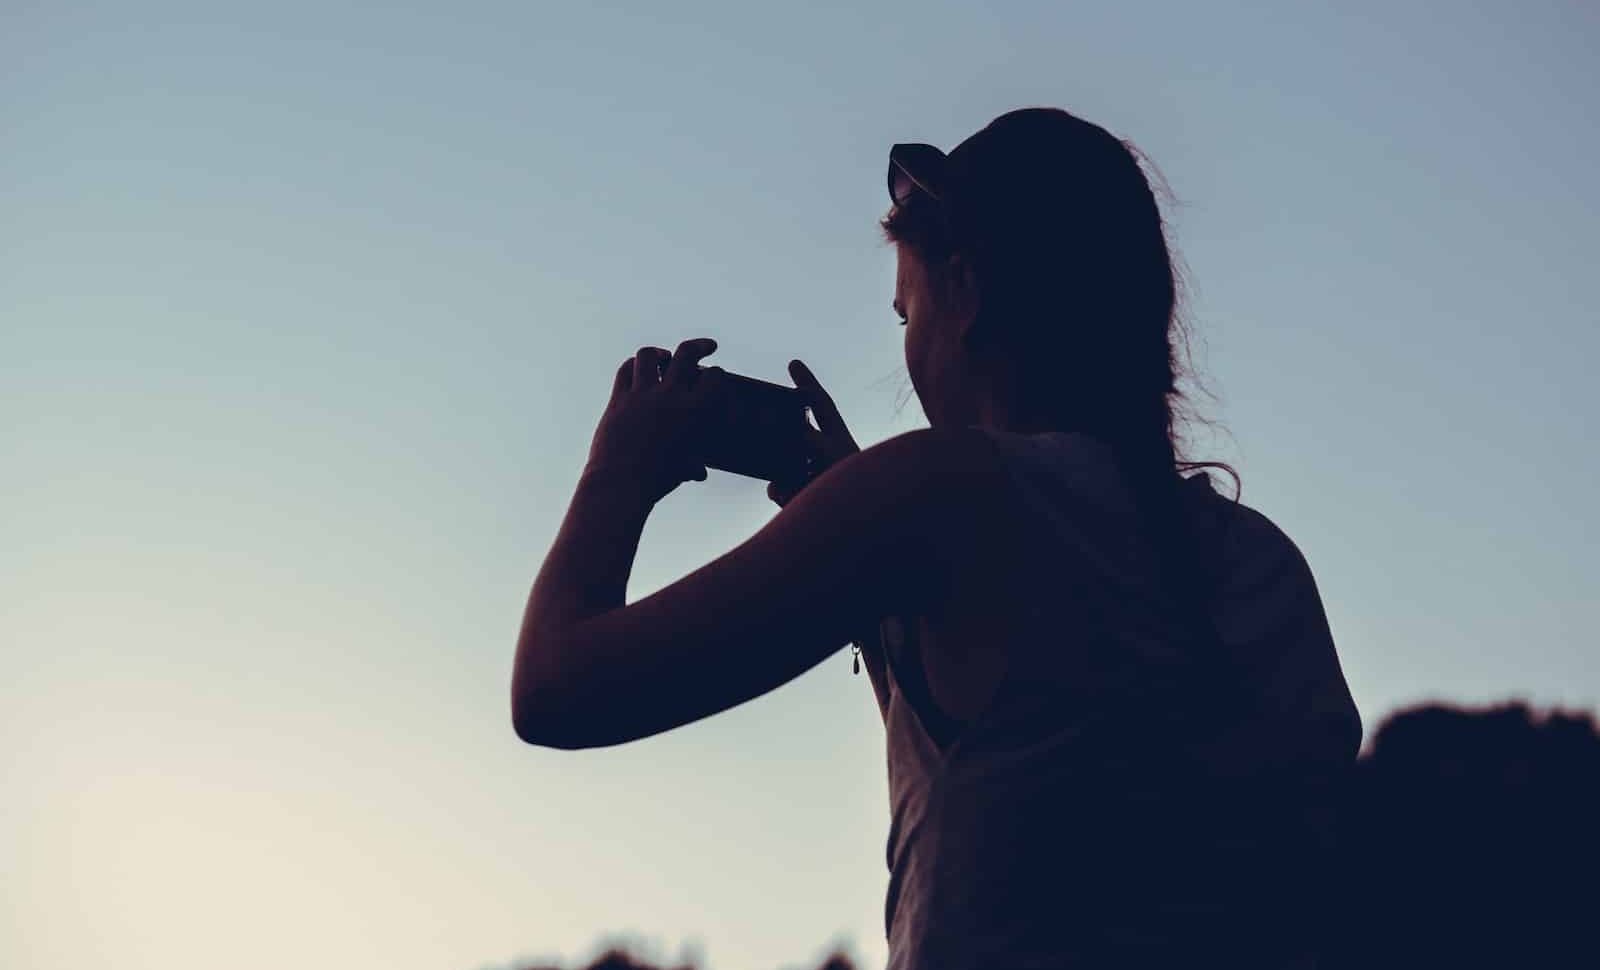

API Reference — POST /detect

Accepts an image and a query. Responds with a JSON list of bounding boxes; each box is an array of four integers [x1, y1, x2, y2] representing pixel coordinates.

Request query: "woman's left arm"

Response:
[[513, 425, 997, 749]]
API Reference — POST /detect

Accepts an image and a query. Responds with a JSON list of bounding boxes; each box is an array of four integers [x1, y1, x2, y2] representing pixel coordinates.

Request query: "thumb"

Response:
[[789, 359, 846, 435]]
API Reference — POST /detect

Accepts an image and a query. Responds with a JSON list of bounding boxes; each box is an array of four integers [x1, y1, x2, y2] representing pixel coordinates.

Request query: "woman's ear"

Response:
[[945, 253, 983, 347]]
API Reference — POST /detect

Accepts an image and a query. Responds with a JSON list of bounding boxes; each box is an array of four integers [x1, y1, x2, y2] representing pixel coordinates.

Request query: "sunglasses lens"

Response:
[[890, 164, 918, 205], [888, 144, 944, 205]]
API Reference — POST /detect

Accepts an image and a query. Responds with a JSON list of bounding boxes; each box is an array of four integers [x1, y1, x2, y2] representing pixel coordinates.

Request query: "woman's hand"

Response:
[[585, 338, 722, 505], [768, 359, 860, 508]]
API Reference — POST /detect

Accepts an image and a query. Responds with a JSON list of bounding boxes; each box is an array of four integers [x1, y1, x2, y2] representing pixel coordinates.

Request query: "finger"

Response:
[[611, 358, 634, 396], [789, 359, 846, 434], [767, 480, 799, 507], [663, 337, 717, 388], [633, 346, 669, 387]]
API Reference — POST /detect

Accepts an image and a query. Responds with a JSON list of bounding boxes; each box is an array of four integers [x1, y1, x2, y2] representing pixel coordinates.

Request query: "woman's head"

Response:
[[884, 108, 1183, 456], [886, 108, 1239, 636]]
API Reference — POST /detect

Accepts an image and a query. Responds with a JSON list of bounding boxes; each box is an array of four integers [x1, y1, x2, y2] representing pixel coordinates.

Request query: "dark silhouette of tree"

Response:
[[510, 944, 856, 970], [1337, 701, 1600, 968]]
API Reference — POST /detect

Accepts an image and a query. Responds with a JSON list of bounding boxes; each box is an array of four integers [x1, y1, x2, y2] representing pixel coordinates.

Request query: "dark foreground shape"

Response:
[[1337, 702, 1600, 969]]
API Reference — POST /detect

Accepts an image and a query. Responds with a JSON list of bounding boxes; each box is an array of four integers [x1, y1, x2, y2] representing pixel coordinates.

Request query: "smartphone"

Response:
[[696, 368, 811, 483]]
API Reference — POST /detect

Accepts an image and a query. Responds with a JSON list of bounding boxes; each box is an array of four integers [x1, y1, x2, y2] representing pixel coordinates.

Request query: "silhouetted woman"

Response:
[[513, 108, 1361, 968]]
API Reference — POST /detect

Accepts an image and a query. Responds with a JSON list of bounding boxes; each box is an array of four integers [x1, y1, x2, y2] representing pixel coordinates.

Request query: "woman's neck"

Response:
[[969, 385, 1066, 435]]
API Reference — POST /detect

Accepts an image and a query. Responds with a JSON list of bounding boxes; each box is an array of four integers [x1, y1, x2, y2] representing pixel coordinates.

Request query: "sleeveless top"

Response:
[[880, 429, 1362, 969]]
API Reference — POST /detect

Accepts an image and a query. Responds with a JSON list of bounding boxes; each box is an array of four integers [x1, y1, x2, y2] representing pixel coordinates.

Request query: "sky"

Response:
[[3, 2, 1596, 969]]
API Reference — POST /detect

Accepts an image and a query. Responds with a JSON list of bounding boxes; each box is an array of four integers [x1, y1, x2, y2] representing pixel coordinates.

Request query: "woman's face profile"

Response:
[[895, 241, 975, 428]]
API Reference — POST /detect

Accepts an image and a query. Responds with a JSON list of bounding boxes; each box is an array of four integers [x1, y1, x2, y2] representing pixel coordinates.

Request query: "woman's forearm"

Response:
[[517, 468, 654, 665]]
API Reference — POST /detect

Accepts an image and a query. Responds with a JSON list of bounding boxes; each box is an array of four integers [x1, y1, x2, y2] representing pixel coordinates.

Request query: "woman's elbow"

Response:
[[511, 649, 588, 749], [511, 637, 640, 750], [511, 710, 574, 749], [511, 688, 590, 750], [510, 689, 544, 745]]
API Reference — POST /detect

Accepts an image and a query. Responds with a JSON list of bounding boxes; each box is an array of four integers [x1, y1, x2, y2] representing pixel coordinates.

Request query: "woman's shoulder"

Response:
[[842, 427, 1036, 584], [851, 426, 1019, 499], [960, 428, 1147, 525], [860, 425, 1115, 480], [849, 427, 1146, 551], [1188, 481, 1322, 589]]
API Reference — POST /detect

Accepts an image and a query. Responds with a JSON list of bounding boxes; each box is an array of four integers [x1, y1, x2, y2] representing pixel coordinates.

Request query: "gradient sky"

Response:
[[4, 3, 1596, 969]]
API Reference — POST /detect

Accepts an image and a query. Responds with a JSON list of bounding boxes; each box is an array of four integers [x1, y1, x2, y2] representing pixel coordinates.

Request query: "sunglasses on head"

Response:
[[888, 142, 947, 206]]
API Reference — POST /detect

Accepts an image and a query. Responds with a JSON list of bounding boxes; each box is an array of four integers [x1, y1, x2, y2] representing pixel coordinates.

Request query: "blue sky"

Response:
[[4, 3, 1596, 969]]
